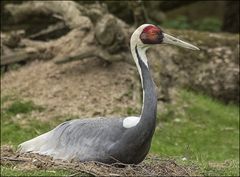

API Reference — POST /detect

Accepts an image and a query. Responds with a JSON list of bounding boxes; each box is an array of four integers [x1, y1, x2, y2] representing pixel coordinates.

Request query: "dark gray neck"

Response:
[[135, 46, 157, 127]]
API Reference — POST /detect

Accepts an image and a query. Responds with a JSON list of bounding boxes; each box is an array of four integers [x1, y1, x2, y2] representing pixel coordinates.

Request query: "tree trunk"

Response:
[[222, 1, 240, 33]]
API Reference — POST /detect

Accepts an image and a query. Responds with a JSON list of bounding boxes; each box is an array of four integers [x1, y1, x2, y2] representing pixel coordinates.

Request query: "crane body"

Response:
[[19, 24, 199, 164]]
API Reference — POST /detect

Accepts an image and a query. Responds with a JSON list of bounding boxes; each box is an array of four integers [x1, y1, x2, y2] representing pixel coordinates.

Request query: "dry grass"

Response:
[[1, 145, 198, 176], [1, 59, 139, 121]]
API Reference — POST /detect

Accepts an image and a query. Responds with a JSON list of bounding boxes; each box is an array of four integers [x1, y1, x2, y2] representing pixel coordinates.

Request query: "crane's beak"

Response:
[[162, 33, 200, 50]]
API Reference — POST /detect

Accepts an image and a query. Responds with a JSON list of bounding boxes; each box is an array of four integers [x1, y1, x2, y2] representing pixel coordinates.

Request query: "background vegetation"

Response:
[[1, 0, 239, 176]]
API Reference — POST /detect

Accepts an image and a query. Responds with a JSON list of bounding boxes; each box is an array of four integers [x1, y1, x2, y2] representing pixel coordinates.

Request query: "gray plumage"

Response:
[[19, 52, 157, 164], [19, 24, 199, 164]]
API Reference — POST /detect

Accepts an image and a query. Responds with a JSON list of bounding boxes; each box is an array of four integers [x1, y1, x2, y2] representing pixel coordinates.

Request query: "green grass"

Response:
[[1, 90, 239, 176], [1, 98, 53, 146], [5, 100, 44, 115], [1, 166, 72, 176], [151, 90, 239, 176]]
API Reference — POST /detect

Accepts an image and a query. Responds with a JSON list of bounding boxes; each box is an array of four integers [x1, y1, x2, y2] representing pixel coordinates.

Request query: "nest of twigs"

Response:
[[1, 145, 198, 176]]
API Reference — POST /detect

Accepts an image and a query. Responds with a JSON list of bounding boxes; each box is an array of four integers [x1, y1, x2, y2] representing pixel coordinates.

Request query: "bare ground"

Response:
[[1, 59, 141, 121]]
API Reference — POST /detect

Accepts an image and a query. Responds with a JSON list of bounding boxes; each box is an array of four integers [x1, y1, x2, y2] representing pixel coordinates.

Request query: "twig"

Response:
[[1, 153, 192, 176], [54, 161, 99, 176], [28, 22, 67, 40], [0, 156, 29, 162], [67, 169, 96, 177]]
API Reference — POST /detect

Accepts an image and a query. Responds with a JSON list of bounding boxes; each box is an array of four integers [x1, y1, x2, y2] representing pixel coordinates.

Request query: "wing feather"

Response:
[[19, 117, 125, 161]]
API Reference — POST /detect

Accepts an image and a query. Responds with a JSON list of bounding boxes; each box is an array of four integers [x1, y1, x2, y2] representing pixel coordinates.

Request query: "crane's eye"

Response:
[[140, 25, 164, 44]]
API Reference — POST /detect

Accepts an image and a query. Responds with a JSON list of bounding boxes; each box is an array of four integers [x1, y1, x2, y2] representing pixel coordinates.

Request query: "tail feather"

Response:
[[18, 131, 53, 154], [18, 121, 80, 161], [18, 130, 70, 160]]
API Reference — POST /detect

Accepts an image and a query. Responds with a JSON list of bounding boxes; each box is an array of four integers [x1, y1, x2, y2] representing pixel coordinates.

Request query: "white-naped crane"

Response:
[[19, 24, 199, 164]]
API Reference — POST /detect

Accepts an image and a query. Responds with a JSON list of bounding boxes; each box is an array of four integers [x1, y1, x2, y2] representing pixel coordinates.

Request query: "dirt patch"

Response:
[[1, 59, 141, 121], [1, 145, 198, 176]]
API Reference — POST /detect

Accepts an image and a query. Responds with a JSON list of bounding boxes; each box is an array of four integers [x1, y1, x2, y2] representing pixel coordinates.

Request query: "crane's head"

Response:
[[131, 24, 199, 50]]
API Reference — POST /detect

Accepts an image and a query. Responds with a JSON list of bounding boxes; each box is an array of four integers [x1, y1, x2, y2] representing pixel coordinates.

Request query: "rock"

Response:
[[154, 29, 239, 104]]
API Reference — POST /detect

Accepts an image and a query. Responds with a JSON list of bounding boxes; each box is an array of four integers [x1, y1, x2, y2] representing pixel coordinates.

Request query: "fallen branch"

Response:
[[1, 157, 29, 162], [28, 22, 69, 40], [1, 50, 37, 66], [5, 1, 91, 29], [3, 1, 131, 65]]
